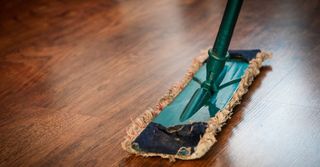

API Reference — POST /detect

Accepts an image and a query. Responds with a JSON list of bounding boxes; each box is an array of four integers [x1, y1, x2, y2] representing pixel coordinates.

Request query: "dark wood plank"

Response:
[[0, 0, 319, 166]]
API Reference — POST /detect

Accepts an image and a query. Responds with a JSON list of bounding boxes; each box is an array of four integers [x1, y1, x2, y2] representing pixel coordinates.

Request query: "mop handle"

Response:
[[212, 0, 243, 58], [205, 0, 243, 88], [179, 0, 244, 122]]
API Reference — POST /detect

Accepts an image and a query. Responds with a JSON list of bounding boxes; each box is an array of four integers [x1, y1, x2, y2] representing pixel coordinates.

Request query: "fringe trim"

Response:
[[121, 51, 272, 161]]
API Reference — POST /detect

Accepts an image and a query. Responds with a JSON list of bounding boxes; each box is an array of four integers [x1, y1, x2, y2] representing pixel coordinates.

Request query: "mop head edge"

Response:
[[121, 50, 272, 161]]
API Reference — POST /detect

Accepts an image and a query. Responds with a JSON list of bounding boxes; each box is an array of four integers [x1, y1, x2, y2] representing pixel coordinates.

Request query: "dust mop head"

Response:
[[122, 50, 271, 161]]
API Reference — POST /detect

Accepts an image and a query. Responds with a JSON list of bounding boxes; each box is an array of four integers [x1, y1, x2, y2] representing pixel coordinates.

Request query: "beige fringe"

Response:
[[121, 51, 272, 161]]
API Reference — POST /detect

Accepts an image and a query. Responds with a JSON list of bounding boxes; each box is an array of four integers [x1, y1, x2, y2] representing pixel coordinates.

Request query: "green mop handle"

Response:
[[180, 0, 243, 121], [212, 0, 243, 58], [205, 0, 243, 90]]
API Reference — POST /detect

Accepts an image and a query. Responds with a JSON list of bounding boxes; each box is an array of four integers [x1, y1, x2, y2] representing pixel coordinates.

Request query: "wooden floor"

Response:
[[0, 0, 319, 166]]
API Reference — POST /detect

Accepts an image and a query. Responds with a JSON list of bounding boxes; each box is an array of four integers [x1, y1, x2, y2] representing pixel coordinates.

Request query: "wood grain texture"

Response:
[[0, 0, 319, 166]]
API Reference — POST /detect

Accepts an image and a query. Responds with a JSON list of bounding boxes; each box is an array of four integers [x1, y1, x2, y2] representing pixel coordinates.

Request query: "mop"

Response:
[[122, 0, 271, 161]]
